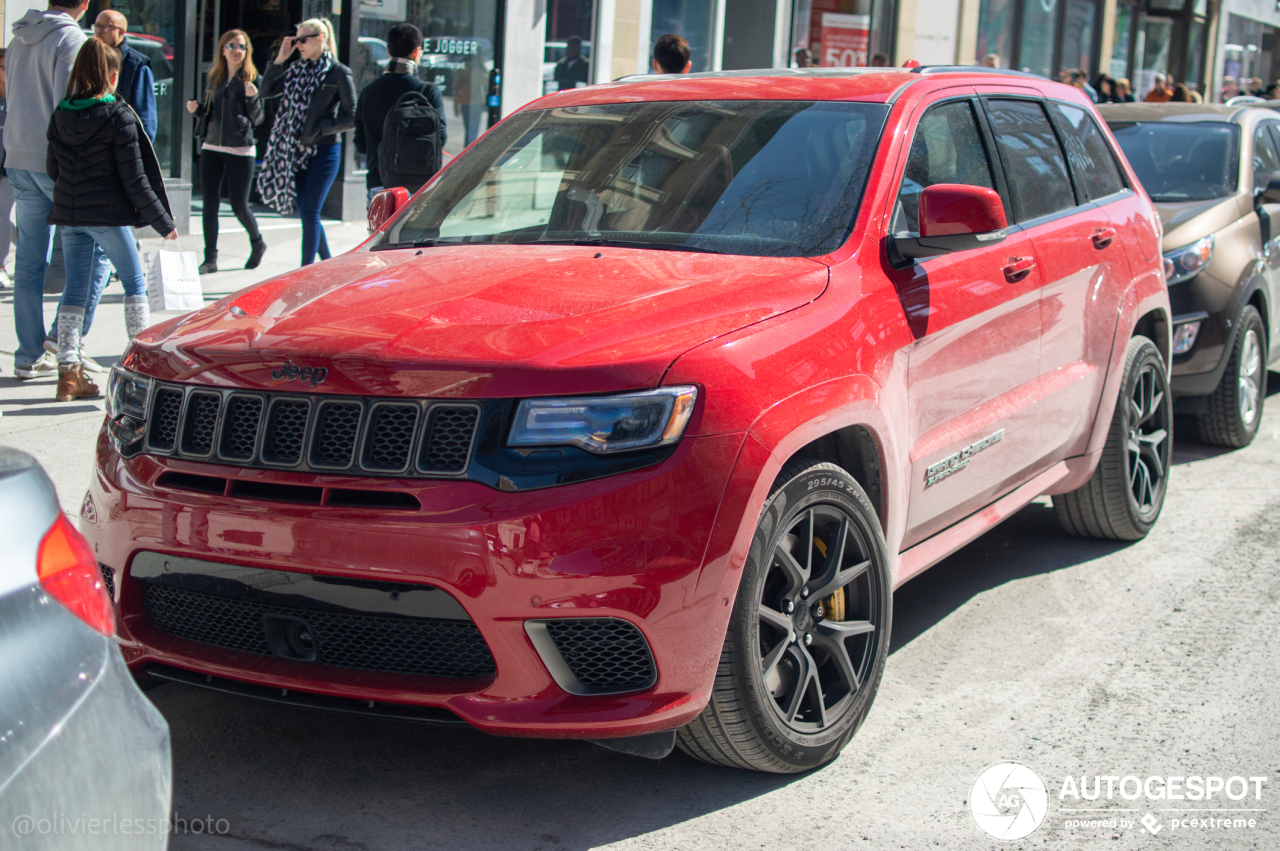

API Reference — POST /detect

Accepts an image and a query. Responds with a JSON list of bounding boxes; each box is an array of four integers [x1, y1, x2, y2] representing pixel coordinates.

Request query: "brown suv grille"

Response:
[[141, 382, 480, 478]]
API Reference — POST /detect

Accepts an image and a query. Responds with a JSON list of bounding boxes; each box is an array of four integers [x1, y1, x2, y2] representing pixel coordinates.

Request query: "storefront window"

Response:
[[88, 1, 177, 176], [357, 0, 499, 157], [789, 0, 893, 67], [1186, 20, 1205, 89], [1061, 0, 1096, 75], [1135, 16, 1172, 99], [976, 0, 1017, 67], [1018, 0, 1058, 78], [544, 0, 594, 94], [1220, 15, 1275, 102], [1110, 6, 1133, 79], [651, 0, 717, 72]]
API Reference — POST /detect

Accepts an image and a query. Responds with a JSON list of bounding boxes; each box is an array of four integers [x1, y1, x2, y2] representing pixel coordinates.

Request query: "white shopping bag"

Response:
[[145, 241, 204, 312]]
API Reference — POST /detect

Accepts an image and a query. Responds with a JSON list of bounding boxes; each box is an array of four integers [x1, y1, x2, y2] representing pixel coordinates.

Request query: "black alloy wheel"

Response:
[[757, 504, 881, 733], [1054, 335, 1171, 540], [1125, 355, 1170, 515], [678, 459, 891, 773]]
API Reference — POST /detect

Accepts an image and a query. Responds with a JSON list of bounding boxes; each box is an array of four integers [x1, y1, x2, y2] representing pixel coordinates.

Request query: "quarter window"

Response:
[[893, 100, 998, 234], [1047, 103, 1126, 202], [985, 99, 1076, 222], [1253, 125, 1280, 193]]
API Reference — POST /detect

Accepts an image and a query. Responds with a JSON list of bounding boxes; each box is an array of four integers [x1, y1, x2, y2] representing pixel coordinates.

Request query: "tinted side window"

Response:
[[1047, 103, 1126, 202], [893, 100, 997, 234], [1253, 124, 1280, 192], [985, 99, 1076, 222]]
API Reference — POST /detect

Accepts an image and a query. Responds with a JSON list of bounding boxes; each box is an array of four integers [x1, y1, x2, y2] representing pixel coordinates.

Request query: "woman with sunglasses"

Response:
[[186, 29, 266, 273], [257, 18, 354, 266]]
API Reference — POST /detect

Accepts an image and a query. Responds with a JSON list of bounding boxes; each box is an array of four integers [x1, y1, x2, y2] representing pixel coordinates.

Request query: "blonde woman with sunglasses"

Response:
[[257, 18, 355, 266], [187, 29, 265, 273]]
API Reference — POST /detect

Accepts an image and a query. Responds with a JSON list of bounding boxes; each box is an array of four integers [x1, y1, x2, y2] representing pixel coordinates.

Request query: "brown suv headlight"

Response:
[[508, 387, 697, 454], [1163, 235, 1214, 284]]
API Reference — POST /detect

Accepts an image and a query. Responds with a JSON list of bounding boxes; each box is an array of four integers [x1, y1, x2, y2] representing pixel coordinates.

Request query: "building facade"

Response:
[[0, 0, 1250, 234]]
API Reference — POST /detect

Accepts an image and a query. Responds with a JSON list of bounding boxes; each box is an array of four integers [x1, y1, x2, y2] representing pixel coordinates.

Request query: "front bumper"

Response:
[[82, 425, 747, 739]]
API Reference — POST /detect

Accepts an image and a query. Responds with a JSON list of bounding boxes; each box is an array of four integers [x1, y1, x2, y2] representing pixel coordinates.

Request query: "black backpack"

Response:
[[377, 91, 443, 192]]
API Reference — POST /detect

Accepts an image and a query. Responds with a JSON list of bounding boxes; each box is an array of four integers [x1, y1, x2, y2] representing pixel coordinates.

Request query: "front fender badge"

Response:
[[925, 429, 1005, 488]]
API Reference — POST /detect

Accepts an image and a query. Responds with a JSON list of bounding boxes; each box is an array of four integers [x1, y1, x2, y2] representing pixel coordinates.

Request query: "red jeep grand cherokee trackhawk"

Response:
[[85, 67, 1172, 773]]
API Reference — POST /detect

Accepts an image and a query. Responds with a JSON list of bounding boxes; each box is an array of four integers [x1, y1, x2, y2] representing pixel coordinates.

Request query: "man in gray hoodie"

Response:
[[5, 0, 95, 379]]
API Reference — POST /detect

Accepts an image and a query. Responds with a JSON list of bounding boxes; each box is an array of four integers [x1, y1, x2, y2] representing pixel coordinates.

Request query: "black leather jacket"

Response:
[[260, 60, 356, 146], [194, 76, 264, 148]]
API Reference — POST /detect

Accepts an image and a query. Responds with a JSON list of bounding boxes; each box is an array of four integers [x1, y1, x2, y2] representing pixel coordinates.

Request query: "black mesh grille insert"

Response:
[[419, 406, 478, 473], [310, 402, 363, 468], [148, 388, 183, 451], [140, 384, 482, 479], [99, 564, 115, 600], [262, 399, 310, 465], [140, 582, 495, 678], [180, 392, 221, 456], [544, 618, 656, 693], [219, 396, 263, 460], [363, 404, 419, 472]]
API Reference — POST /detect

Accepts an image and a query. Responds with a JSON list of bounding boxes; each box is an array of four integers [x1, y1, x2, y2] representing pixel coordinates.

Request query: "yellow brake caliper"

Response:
[[812, 538, 846, 621]]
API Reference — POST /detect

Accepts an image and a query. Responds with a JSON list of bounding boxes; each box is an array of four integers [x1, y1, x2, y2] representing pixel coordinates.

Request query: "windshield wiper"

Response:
[[372, 237, 468, 251], [508, 236, 725, 254]]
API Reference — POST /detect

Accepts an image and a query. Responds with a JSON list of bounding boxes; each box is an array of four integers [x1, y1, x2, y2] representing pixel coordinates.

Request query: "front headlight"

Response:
[[105, 366, 151, 453], [1163, 235, 1215, 284], [509, 386, 698, 454]]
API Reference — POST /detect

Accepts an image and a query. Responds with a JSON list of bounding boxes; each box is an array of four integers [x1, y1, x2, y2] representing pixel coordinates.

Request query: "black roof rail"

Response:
[[911, 65, 1051, 82]]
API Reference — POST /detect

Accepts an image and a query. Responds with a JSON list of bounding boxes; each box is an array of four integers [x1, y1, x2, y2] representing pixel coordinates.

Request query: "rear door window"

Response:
[[893, 100, 998, 234], [984, 99, 1076, 223], [1047, 102, 1127, 202]]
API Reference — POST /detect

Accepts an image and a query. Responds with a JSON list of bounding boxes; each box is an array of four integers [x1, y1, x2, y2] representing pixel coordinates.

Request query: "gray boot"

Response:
[[57, 306, 85, 367], [124, 296, 150, 340]]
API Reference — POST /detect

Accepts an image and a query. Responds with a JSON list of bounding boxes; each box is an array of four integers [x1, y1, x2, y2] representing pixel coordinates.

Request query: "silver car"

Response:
[[0, 447, 171, 851]]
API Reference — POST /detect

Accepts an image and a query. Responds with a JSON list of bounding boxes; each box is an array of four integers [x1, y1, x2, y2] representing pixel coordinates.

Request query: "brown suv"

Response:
[[1101, 103, 1279, 447]]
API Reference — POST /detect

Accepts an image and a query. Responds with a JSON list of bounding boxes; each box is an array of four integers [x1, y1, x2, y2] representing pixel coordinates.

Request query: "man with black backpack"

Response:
[[354, 22, 445, 204]]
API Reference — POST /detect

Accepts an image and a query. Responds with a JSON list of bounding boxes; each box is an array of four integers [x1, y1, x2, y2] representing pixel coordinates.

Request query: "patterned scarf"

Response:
[[257, 53, 333, 214]]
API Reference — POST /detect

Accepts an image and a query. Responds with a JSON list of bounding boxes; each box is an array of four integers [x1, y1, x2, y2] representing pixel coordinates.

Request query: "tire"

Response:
[[1194, 305, 1267, 448], [677, 458, 892, 773], [1052, 335, 1172, 541]]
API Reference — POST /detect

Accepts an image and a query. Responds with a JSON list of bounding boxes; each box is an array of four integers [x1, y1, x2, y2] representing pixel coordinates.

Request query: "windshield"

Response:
[[373, 100, 889, 257], [1107, 121, 1240, 202]]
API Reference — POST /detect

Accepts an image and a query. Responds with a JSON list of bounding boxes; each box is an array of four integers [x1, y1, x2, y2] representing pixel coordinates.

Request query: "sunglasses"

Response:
[[93, 23, 122, 33], [224, 43, 247, 51], [294, 33, 320, 43]]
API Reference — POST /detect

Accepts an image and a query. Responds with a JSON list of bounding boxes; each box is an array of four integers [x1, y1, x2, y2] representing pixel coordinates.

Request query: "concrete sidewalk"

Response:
[[0, 204, 369, 512]]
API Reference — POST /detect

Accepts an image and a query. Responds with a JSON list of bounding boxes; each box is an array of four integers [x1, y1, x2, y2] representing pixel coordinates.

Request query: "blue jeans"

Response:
[[60, 227, 147, 309], [10, 168, 58, 365], [8, 168, 110, 364], [296, 143, 341, 266]]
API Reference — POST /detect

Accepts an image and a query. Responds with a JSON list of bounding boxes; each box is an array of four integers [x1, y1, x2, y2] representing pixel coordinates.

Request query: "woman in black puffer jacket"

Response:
[[46, 37, 176, 402], [186, 28, 266, 273]]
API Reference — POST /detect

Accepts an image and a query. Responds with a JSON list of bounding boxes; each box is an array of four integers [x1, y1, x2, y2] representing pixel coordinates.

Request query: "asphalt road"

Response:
[[3, 238, 1277, 848], [154, 390, 1280, 851]]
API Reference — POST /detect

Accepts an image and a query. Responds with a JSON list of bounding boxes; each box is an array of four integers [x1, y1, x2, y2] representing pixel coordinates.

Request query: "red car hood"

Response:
[[131, 244, 829, 397]]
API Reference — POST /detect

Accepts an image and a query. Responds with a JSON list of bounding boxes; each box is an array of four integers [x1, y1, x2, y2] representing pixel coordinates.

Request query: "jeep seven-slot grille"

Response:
[[141, 382, 479, 477]]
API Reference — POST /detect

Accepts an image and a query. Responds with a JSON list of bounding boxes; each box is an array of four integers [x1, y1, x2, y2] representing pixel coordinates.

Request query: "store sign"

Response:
[[819, 13, 870, 68], [429, 38, 483, 56]]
